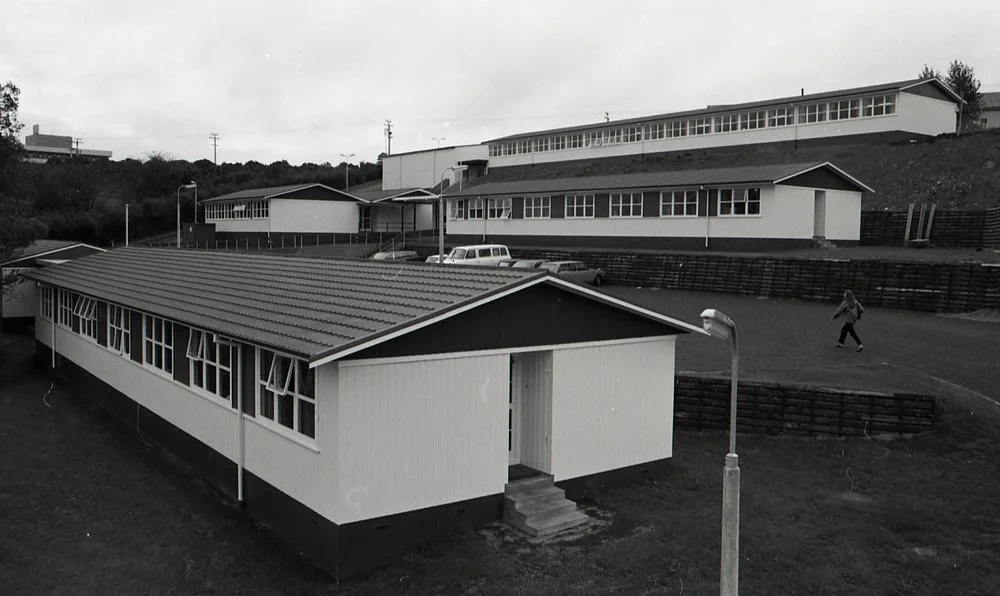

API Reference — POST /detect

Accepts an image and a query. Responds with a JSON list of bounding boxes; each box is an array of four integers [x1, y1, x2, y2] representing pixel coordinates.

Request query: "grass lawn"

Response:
[[1, 289, 998, 595]]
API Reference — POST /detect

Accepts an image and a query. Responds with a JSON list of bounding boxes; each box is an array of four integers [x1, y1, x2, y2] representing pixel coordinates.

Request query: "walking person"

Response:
[[832, 290, 865, 352]]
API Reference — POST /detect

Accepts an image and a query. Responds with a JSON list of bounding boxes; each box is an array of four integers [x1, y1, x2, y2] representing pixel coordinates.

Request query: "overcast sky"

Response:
[[4, 0, 999, 166]]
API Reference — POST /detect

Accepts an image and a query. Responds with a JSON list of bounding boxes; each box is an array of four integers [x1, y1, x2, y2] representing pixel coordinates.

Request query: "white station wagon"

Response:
[[441, 244, 512, 266]]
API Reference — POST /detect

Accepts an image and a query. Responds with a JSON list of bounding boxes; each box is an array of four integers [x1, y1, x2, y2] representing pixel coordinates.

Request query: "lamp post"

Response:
[[699, 308, 740, 596], [176, 182, 197, 248], [438, 165, 468, 264], [339, 153, 356, 190]]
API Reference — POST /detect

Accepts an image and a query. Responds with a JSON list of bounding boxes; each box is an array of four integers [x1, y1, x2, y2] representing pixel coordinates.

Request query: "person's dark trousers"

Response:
[[839, 323, 861, 346]]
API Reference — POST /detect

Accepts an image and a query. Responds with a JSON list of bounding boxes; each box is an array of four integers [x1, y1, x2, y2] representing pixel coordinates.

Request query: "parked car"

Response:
[[442, 244, 512, 266], [539, 260, 606, 286], [370, 250, 420, 261], [497, 258, 545, 269]]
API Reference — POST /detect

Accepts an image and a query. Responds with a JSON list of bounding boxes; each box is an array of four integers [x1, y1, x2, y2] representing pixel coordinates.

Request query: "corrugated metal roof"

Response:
[[202, 183, 355, 204], [2, 240, 102, 266], [443, 162, 869, 197], [488, 78, 959, 142], [27, 247, 698, 363]]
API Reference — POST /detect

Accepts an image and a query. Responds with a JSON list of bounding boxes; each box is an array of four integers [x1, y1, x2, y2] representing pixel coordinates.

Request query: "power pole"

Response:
[[209, 133, 220, 164], [73, 138, 83, 155], [384, 120, 393, 155], [604, 112, 610, 123]]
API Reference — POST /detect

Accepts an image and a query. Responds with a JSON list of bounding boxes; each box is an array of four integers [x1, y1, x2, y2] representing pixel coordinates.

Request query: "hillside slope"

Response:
[[485, 129, 1000, 210]]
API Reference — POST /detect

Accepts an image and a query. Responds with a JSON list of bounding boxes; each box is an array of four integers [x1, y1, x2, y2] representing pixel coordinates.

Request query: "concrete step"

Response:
[[504, 475, 553, 495], [504, 495, 577, 523], [503, 473, 590, 537], [528, 509, 591, 537]]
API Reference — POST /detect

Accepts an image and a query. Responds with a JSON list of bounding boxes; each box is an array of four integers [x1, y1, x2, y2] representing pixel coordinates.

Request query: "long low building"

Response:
[[381, 77, 962, 191], [441, 162, 872, 250], [27, 248, 703, 578]]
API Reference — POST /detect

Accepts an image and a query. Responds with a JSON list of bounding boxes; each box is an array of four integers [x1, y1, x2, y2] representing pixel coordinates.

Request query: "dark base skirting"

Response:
[[557, 457, 673, 502], [446, 234, 827, 251], [34, 340, 504, 580]]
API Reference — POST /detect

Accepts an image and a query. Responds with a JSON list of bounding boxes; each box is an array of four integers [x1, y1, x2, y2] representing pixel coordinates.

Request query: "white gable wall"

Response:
[[550, 337, 675, 482], [334, 354, 509, 524], [382, 145, 489, 191], [897, 91, 959, 136], [270, 198, 360, 234]]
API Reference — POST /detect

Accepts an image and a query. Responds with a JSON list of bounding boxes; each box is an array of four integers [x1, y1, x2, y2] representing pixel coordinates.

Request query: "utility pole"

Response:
[[209, 133, 220, 164], [604, 112, 610, 123], [72, 138, 83, 155], [384, 120, 393, 155], [339, 152, 356, 190]]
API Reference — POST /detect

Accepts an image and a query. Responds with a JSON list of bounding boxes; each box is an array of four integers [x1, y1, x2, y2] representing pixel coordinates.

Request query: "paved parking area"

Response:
[[603, 286, 1000, 410]]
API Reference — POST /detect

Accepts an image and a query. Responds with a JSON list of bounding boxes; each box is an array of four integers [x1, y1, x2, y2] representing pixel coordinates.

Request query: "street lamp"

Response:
[[339, 153, 356, 190], [699, 308, 740, 596], [176, 182, 197, 248], [438, 165, 468, 265]]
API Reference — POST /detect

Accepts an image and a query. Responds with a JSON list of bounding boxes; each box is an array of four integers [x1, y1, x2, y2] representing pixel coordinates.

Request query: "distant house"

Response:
[[442, 162, 873, 250], [28, 247, 702, 579], [980, 92, 1000, 129], [201, 183, 436, 245], [382, 77, 962, 191], [1, 240, 105, 329]]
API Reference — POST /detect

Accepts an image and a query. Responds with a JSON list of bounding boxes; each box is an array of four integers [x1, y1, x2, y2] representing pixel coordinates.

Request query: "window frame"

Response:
[[565, 194, 595, 219], [107, 303, 131, 357], [467, 198, 484, 220], [449, 199, 466, 220], [486, 197, 511, 220], [718, 187, 762, 217], [257, 348, 316, 440], [73, 294, 99, 341], [524, 196, 551, 219], [659, 190, 700, 217], [610, 192, 643, 218], [142, 314, 174, 376], [39, 285, 54, 321], [187, 328, 237, 406], [57, 288, 74, 328]]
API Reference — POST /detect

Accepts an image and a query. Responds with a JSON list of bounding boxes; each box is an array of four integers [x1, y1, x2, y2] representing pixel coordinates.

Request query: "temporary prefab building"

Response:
[[442, 162, 873, 250], [28, 247, 703, 578]]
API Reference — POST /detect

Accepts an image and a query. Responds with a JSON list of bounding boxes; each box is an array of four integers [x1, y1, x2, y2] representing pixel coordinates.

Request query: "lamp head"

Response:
[[699, 308, 735, 339]]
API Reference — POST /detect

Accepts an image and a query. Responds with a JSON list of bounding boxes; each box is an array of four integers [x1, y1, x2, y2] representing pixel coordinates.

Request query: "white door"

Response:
[[508, 354, 521, 465], [813, 190, 827, 238]]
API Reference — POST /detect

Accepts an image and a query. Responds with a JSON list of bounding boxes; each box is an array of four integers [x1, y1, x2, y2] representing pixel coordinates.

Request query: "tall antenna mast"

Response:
[[384, 119, 393, 155], [208, 132, 220, 164]]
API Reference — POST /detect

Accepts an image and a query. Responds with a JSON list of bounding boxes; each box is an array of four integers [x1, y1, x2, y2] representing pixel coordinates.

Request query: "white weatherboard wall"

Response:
[[243, 363, 339, 521], [382, 145, 489, 191], [897, 91, 958, 136], [817, 188, 860, 241], [335, 354, 509, 524], [270, 198, 359, 234], [447, 185, 823, 239], [550, 337, 675, 481]]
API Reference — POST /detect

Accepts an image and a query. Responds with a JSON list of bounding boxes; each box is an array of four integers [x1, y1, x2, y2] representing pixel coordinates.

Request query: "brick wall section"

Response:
[[861, 207, 1000, 248], [513, 248, 1000, 313], [674, 375, 936, 437]]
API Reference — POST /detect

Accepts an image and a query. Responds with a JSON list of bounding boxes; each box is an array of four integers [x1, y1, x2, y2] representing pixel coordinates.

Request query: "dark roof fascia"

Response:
[[899, 77, 965, 104], [309, 273, 704, 366], [372, 189, 439, 203], [203, 183, 367, 204], [487, 78, 953, 143], [772, 162, 875, 194], [441, 163, 839, 198]]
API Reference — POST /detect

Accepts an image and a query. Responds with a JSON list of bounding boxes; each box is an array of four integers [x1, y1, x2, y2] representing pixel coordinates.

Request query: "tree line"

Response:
[[1, 79, 381, 280]]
